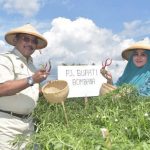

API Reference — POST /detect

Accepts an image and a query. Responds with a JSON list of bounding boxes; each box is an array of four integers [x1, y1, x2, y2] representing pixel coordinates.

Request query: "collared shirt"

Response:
[[0, 48, 39, 114]]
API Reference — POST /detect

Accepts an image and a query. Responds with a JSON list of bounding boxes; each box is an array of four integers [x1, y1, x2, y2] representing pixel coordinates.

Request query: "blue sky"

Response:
[[37, 0, 150, 33], [1, 0, 150, 34], [0, 0, 150, 80]]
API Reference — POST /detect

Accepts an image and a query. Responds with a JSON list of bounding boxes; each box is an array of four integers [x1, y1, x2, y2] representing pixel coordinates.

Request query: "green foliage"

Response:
[[26, 85, 150, 150]]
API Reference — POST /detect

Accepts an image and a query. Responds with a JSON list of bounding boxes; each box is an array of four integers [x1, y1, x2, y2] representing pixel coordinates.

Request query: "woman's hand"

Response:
[[100, 68, 113, 84]]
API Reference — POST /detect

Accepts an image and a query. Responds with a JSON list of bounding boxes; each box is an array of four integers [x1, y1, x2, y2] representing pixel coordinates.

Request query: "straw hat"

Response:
[[99, 83, 116, 95], [122, 41, 150, 60], [42, 80, 69, 103], [5, 24, 47, 49]]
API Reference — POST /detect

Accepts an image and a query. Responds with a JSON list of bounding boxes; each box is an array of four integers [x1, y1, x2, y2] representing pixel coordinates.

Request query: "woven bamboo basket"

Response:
[[42, 80, 69, 103], [99, 83, 116, 96]]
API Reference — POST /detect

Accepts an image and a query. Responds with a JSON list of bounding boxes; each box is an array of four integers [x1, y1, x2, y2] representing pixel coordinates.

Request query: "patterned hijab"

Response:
[[115, 50, 150, 96]]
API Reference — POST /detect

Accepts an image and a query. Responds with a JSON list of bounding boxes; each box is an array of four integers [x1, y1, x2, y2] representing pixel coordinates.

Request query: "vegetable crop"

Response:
[[24, 84, 150, 150]]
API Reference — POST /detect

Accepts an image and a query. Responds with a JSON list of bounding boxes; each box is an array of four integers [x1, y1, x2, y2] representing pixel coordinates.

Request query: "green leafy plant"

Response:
[[22, 85, 150, 149]]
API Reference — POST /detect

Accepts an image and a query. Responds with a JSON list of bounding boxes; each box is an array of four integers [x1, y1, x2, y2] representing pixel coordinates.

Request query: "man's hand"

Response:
[[32, 69, 49, 83]]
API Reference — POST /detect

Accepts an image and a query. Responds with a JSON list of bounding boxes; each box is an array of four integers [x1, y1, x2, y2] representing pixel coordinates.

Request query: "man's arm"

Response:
[[0, 69, 49, 96], [0, 79, 30, 96]]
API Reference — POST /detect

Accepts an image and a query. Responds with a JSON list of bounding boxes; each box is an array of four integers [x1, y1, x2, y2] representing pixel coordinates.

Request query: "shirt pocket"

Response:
[[14, 63, 29, 79]]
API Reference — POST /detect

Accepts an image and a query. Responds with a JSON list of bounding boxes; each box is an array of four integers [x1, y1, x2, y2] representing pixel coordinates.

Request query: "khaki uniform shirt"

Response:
[[0, 48, 39, 149], [0, 48, 39, 114]]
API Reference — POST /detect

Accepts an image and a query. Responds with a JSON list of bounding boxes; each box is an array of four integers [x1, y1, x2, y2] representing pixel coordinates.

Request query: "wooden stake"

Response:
[[61, 101, 69, 126], [84, 97, 88, 108]]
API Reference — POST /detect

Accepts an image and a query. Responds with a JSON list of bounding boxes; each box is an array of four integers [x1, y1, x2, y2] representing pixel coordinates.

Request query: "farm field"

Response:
[[23, 85, 150, 150]]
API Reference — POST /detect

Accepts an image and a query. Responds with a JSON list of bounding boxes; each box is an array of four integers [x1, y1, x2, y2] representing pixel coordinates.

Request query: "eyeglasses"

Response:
[[20, 36, 38, 45]]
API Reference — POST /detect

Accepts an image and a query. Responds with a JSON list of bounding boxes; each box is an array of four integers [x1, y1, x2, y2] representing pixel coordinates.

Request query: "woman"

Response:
[[101, 42, 150, 96]]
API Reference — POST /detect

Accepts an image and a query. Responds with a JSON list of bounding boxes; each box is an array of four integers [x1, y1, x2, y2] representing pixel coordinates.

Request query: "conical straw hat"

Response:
[[99, 83, 116, 95], [42, 80, 69, 103], [5, 24, 47, 49], [122, 41, 150, 60]]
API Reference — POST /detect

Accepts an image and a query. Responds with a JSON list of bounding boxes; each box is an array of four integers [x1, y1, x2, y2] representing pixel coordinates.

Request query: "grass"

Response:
[[25, 84, 150, 150]]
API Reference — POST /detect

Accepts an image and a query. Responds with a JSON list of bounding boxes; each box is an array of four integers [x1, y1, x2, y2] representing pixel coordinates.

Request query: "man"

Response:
[[0, 24, 49, 149]]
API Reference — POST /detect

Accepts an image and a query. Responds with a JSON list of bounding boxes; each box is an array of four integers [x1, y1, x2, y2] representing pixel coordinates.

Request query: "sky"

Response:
[[0, 0, 150, 81]]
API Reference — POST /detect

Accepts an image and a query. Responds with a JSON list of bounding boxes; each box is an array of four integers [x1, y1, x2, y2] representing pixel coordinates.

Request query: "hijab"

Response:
[[115, 50, 150, 96]]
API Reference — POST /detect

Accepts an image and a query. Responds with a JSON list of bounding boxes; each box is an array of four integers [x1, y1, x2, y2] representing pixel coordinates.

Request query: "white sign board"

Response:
[[58, 65, 106, 98]]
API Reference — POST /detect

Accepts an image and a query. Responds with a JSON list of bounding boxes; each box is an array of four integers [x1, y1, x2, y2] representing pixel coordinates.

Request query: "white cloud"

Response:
[[0, 0, 42, 17], [32, 17, 136, 80], [0, 40, 9, 52], [120, 20, 150, 39], [33, 17, 133, 65]]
